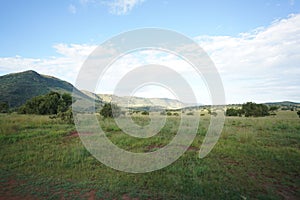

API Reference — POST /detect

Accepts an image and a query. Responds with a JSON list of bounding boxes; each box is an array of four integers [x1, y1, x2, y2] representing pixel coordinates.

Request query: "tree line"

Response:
[[1, 96, 300, 119], [226, 102, 281, 117], [17, 91, 74, 123]]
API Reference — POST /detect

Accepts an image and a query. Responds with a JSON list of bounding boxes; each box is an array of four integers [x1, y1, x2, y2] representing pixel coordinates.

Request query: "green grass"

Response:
[[0, 111, 300, 199]]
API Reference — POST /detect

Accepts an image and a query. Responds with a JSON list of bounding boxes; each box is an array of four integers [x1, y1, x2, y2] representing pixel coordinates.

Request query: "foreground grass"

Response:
[[0, 112, 299, 199]]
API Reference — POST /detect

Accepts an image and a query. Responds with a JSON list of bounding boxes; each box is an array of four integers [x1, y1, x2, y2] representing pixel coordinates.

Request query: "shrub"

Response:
[[18, 92, 72, 115], [0, 102, 9, 113], [100, 103, 121, 118], [141, 111, 149, 115], [57, 108, 74, 124], [226, 108, 242, 116], [242, 102, 269, 117]]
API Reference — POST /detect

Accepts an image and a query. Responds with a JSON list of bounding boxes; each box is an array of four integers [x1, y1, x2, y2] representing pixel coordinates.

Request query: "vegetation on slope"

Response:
[[0, 70, 89, 108]]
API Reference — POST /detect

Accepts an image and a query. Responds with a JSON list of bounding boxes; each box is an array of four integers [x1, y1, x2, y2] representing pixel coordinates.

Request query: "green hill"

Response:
[[0, 70, 91, 108]]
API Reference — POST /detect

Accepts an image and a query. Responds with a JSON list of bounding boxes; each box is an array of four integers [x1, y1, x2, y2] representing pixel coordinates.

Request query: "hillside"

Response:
[[0, 70, 91, 108], [98, 94, 184, 109], [81, 91, 184, 109]]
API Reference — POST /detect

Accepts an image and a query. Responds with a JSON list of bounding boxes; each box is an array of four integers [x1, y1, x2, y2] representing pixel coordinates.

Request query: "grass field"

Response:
[[0, 111, 300, 199]]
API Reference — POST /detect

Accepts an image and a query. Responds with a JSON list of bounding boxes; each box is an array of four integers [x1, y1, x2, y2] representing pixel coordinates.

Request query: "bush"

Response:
[[18, 92, 72, 115], [141, 111, 149, 115], [269, 106, 279, 112], [56, 108, 74, 124], [226, 108, 242, 116], [297, 111, 300, 118], [100, 103, 121, 118], [242, 102, 269, 117], [0, 102, 9, 113]]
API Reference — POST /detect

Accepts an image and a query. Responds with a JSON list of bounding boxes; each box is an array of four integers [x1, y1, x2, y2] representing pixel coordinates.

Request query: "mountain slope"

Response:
[[98, 94, 184, 109], [0, 70, 91, 107]]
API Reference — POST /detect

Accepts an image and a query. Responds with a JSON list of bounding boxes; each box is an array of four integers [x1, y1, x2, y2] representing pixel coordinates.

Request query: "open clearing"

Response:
[[0, 111, 299, 199]]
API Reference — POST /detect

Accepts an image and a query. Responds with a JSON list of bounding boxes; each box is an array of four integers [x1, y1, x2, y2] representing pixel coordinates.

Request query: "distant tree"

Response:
[[62, 93, 72, 107], [18, 92, 73, 115], [242, 102, 269, 117], [100, 103, 121, 118], [58, 93, 73, 113], [173, 112, 179, 116], [269, 106, 279, 112], [166, 111, 172, 116], [0, 102, 9, 113], [226, 108, 242, 116], [297, 111, 300, 118], [141, 111, 149, 115]]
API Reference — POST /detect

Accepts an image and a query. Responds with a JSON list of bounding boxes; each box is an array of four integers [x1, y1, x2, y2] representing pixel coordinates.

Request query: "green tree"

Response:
[[0, 102, 9, 113], [18, 92, 73, 115], [297, 111, 300, 118], [57, 107, 74, 124], [242, 102, 269, 117], [269, 106, 279, 112], [141, 111, 149, 115], [226, 108, 242, 116], [100, 103, 121, 118]]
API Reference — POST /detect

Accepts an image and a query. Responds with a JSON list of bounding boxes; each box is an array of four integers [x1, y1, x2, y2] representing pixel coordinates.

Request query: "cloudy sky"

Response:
[[0, 0, 299, 104]]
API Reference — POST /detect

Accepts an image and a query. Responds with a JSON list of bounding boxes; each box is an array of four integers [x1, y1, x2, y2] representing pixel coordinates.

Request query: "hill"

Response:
[[81, 91, 184, 110], [0, 70, 91, 108], [265, 101, 300, 107]]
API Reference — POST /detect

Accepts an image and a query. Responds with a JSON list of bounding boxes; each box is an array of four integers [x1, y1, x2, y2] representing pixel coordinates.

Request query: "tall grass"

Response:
[[1, 111, 299, 199]]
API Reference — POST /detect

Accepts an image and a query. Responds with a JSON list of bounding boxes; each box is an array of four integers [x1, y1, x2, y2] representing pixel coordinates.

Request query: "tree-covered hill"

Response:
[[0, 70, 91, 108]]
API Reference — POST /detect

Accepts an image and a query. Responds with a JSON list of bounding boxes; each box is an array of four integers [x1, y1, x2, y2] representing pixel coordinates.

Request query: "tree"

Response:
[[226, 108, 242, 116], [0, 102, 9, 113], [57, 107, 74, 124], [141, 111, 149, 115], [100, 103, 121, 118], [242, 102, 269, 117], [18, 92, 73, 115], [269, 106, 279, 112], [297, 111, 300, 118]]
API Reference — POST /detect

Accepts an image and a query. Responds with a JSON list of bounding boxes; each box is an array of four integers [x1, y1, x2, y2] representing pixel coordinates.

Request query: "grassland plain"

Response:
[[0, 111, 299, 199]]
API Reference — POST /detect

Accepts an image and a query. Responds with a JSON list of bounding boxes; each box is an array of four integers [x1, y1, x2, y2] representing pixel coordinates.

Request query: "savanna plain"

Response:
[[1, 110, 299, 199]]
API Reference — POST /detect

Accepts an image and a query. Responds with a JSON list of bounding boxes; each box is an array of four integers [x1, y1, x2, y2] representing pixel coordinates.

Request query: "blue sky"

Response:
[[0, 0, 298, 57], [0, 0, 299, 103]]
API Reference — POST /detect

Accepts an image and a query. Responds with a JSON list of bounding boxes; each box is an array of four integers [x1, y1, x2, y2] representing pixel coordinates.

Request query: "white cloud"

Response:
[[0, 44, 96, 85], [105, 0, 145, 15], [75, 0, 145, 15], [195, 13, 300, 103], [0, 13, 299, 104], [68, 4, 77, 14]]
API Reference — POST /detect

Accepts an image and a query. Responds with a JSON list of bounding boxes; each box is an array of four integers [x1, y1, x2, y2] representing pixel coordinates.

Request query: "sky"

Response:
[[0, 0, 299, 104]]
